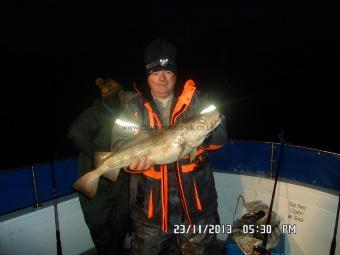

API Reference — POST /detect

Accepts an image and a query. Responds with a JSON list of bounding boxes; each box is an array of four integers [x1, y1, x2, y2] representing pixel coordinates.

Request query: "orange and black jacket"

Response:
[[110, 79, 227, 232]]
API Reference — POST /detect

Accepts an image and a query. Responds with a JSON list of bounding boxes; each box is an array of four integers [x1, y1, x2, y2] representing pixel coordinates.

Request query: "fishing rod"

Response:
[[50, 156, 63, 255], [253, 131, 285, 255], [329, 192, 340, 255], [50, 135, 74, 255]]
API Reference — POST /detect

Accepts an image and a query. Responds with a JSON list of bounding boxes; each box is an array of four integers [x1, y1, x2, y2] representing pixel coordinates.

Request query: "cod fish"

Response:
[[73, 106, 221, 199]]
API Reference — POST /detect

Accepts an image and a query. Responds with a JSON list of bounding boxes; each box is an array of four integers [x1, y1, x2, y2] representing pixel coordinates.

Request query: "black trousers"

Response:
[[80, 172, 132, 255], [88, 220, 128, 254], [131, 208, 220, 255], [85, 198, 132, 255]]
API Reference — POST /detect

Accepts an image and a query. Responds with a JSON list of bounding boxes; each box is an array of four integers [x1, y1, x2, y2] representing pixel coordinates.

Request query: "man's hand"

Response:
[[128, 156, 154, 171]]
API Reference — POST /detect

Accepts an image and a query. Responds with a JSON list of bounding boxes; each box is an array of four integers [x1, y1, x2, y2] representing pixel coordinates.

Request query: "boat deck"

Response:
[[79, 239, 226, 255]]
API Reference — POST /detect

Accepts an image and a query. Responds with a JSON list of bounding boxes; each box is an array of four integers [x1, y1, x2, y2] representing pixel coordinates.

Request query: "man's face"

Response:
[[147, 70, 176, 99]]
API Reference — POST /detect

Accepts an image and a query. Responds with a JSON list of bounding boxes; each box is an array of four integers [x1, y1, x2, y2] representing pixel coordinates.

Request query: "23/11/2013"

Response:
[[174, 224, 233, 234]]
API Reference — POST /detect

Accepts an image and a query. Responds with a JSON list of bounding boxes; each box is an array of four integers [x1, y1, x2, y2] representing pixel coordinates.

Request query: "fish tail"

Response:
[[73, 171, 100, 199]]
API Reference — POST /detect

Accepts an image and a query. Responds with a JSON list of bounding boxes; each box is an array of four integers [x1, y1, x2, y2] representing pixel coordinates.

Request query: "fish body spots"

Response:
[[172, 135, 185, 148]]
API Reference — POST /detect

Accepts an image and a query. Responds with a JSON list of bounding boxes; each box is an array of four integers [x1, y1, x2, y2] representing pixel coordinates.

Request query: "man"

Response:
[[111, 39, 227, 254], [68, 78, 132, 254]]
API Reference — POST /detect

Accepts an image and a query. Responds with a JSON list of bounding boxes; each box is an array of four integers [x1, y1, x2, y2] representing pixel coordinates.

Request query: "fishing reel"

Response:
[[239, 210, 271, 255], [240, 209, 265, 224], [252, 246, 270, 255]]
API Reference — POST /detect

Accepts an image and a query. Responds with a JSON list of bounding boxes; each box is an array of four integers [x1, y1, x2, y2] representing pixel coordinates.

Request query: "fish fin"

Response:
[[119, 132, 152, 150], [177, 145, 188, 159], [186, 137, 205, 149], [94, 152, 113, 168], [189, 148, 197, 163], [102, 168, 121, 182], [73, 171, 100, 199]]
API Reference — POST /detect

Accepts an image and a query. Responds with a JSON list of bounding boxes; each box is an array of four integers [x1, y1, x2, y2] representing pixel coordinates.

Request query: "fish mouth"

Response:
[[210, 114, 222, 130], [214, 117, 222, 128]]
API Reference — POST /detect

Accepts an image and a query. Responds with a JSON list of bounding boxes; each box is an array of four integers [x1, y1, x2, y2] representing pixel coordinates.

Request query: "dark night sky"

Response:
[[0, 2, 338, 170]]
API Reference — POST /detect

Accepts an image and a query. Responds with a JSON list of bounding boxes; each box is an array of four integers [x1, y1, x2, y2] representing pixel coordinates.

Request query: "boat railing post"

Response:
[[31, 165, 41, 208], [269, 143, 276, 178]]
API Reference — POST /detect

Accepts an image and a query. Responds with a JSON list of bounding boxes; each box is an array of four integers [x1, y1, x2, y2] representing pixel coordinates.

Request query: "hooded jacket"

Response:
[[69, 99, 129, 225]]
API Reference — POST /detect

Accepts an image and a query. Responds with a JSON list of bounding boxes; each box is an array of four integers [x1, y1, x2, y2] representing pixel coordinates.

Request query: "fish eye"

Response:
[[173, 135, 184, 146], [200, 117, 207, 123]]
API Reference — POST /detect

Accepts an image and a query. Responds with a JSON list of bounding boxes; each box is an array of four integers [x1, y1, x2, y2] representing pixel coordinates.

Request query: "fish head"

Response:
[[180, 106, 221, 147], [199, 107, 222, 130]]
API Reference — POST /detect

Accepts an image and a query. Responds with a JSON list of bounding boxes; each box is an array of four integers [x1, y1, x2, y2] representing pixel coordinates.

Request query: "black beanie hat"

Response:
[[144, 38, 177, 76]]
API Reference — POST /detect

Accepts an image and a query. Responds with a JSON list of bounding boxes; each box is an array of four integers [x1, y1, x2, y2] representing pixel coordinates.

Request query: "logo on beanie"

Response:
[[145, 58, 176, 75], [159, 58, 169, 67], [146, 58, 170, 69]]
